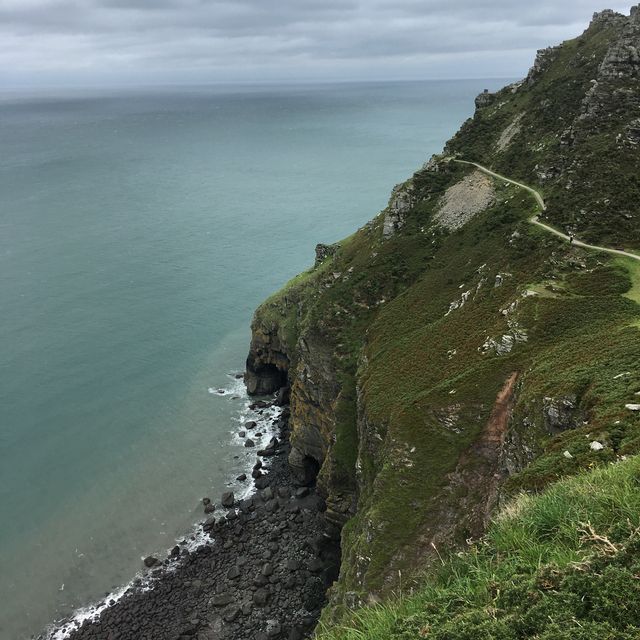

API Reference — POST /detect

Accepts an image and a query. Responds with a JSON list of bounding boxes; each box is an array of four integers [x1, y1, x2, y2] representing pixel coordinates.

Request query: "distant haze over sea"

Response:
[[0, 79, 505, 639]]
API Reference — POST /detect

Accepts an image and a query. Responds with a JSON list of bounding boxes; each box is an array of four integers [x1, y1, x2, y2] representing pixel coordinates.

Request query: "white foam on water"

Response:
[[208, 374, 245, 397], [45, 582, 132, 640], [44, 374, 282, 640]]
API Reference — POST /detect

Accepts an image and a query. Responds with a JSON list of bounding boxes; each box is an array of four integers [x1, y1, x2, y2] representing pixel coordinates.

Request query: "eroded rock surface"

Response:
[[434, 170, 495, 230]]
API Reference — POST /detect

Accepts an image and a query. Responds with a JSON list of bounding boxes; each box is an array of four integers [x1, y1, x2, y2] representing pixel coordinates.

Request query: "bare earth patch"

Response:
[[434, 170, 496, 230], [496, 112, 524, 151]]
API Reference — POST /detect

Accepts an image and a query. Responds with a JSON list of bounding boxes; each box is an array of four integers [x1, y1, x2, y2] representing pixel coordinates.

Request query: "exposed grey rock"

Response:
[[625, 117, 640, 144], [275, 385, 291, 406], [210, 593, 234, 607], [223, 605, 241, 622], [496, 113, 524, 151], [434, 170, 495, 231], [221, 491, 235, 508], [527, 45, 561, 84], [253, 588, 270, 607], [474, 88, 496, 109], [382, 182, 415, 238], [227, 565, 241, 580], [314, 243, 337, 267], [543, 395, 580, 434]]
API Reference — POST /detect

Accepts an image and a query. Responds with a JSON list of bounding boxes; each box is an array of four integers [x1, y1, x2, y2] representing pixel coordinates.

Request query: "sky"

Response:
[[0, 0, 635, 86]]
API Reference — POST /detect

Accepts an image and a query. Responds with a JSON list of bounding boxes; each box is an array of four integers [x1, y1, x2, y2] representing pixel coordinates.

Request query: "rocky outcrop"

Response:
[[382, 182, 416, 238], [576, 8, 640, 126], [527, 46, 561, 84], [625, 117, 640, 144], [245, 322, 290, 396], [288, 333, 340, 486], [542, 395, 582, 434], [315, 243, 337, 267], [590, 9, 626, 29], [598, 13, 640, 80], [474, 89, 496, 109]]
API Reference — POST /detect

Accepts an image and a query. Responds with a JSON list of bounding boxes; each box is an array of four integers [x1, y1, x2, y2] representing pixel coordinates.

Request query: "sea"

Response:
[[0, 78, 505, 639]]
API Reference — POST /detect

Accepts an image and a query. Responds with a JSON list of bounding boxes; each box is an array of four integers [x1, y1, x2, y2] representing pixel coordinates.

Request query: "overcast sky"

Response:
[[0, 0, 635, 86]]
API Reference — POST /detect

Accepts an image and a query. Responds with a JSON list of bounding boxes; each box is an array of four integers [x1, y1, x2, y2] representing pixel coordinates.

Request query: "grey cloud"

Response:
[[0, 0, 635, 85]]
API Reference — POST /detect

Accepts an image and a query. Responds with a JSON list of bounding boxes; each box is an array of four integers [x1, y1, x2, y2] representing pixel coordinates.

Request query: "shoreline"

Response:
[[40, 393, 340, 640]]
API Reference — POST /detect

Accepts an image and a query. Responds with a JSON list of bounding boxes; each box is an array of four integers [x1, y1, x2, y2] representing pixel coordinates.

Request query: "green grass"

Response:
[[618, 257, 640, 305], [317, 456, 640, 640], [258, 169, 640, 609], [329, 197, 640, 602], [251, 11, 640, 627]]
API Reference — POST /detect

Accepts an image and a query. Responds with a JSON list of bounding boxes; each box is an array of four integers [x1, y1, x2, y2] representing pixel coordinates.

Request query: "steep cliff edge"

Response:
[[246, 5, 640, 629]]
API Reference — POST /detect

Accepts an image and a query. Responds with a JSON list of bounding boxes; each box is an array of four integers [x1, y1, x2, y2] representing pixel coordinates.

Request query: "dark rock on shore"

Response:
[[52, 405, 340, 640]]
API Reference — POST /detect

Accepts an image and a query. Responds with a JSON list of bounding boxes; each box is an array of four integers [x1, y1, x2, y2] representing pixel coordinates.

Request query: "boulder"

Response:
[[210, 593, 233, 607], [253, 588, 270, 606], [221, 491, 235, 508], [223, 606, 241, 622]]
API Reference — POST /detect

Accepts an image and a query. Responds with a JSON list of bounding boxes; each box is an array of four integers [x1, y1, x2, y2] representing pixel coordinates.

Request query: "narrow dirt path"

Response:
[[451, 159, 640, 263]]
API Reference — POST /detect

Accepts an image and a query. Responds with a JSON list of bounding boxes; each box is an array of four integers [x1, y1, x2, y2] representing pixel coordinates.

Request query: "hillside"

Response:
[[244, 6, 640, 637]]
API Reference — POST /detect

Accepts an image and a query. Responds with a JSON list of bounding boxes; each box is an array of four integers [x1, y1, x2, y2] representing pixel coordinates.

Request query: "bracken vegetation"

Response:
[[247, 8, 640, 636]]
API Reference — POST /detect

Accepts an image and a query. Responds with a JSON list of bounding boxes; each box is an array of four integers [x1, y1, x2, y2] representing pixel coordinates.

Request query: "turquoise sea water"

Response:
[[0, 80, 505, 639]]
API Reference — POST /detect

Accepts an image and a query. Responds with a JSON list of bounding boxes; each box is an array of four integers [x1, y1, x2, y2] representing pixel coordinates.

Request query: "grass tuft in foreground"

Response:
[[316, 456, 640, 640]]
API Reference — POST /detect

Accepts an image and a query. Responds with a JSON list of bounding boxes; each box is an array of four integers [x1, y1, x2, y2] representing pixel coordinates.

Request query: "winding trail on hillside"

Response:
[[451, 159, 640, 263]]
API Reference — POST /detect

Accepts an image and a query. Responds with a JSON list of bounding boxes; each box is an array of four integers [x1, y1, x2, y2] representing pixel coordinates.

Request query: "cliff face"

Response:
[[246, 5, 640, 620]]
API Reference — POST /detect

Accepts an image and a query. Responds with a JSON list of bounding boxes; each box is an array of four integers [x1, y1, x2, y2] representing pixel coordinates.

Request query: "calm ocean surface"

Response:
[[0, 79, 504, 638]]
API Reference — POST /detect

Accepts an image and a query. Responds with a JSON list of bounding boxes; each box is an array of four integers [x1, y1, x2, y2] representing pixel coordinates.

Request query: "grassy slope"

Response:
[[251, 12, 640, 632], [334, 183, 640, 605], [327, 16, 640, 604], [317, 456, 640, 640]]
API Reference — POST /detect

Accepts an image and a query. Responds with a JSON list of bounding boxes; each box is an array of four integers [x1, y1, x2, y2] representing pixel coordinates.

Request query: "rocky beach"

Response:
[[42, 396, 340, 640]]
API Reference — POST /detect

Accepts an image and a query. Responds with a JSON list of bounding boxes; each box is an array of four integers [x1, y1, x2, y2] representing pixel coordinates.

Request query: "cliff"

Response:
[[246, 6, 640, 635]]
